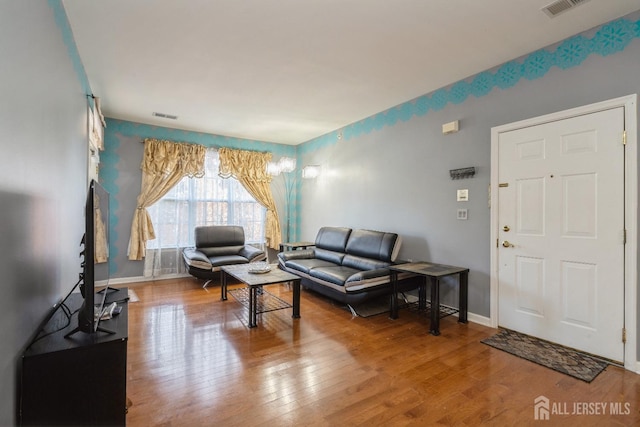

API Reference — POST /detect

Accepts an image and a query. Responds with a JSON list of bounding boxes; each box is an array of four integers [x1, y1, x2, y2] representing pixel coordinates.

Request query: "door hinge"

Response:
[[624, 229, 627, 244], [623, 130, 627, 145], [622, 327, 627, 344]]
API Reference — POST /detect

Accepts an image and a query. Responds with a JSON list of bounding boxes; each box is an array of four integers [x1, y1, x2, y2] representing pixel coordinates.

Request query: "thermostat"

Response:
[[457, 189, 469, 202]]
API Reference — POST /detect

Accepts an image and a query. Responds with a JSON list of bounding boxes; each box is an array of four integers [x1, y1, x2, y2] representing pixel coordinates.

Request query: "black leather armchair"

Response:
[[182, 225, 266, 288]]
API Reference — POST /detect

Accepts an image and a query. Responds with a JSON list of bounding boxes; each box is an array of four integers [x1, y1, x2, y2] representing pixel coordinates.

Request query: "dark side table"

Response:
[[279, 241, 315, 252], [389, 262, 469, 336]]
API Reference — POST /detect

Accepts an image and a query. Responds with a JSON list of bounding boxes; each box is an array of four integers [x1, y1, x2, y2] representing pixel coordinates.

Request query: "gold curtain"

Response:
[[218, 147, 282, 250], [94, 206, 108, 263], [128, 138, 206, 260]]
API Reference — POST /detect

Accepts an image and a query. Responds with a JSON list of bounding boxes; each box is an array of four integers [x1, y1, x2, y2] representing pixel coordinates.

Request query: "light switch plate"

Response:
[[457, 189, 469, 201], [457, 209, 468, 220]]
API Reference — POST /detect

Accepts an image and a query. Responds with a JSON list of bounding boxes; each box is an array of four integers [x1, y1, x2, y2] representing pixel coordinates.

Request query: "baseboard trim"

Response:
[[108, 273, 192, 287], [467, 312, 492, 327], [107, 276, 497, 329]]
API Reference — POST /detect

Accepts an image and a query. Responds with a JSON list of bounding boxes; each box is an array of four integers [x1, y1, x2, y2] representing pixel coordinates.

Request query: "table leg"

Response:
[[292, 279, 301, 319], [389, 270, 399, 319], [248, 286, 257, 328], [429, 277, 441, 336], [458, 271, 468, 324], [221, 270, 227, 301], [418, 276, 427, 310]]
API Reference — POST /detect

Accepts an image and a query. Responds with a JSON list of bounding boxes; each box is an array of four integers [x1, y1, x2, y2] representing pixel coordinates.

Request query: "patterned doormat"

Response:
[[481, 329, 609, 382]]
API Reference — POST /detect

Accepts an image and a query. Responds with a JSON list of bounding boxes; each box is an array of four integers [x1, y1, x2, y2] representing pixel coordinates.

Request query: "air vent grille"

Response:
[[152, 112, 178, 120], [542, 0, 591, 17]]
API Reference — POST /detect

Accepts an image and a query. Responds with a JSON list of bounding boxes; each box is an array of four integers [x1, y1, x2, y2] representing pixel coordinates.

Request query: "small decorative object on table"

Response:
[[248, 262, 272, 274]]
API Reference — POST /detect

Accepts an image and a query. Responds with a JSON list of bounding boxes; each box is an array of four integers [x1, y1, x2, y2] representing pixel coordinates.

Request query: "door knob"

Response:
[[502, 240, 514, 248]]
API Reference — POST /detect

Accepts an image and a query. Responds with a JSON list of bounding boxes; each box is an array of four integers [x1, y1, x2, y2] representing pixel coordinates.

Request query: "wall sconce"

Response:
[[449, 167, 475, 180], [302, 165, 321, 179]]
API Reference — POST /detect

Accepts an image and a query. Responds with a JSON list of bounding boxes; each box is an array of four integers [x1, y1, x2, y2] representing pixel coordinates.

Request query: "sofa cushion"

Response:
[[345, 229, 400, 262], [199, 245, 244, 258], [195, 225, 245, 248], [315, 227, 351, 252], [314, 248, 345, 265], [342, 254, 390, 271], [209, 254, 250, 268], [309, 266, 361, 287], [284, 258, 337, 275]]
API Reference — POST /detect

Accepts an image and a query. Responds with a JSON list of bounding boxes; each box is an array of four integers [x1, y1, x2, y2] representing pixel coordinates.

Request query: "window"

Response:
[[144, 149, 266, 277]]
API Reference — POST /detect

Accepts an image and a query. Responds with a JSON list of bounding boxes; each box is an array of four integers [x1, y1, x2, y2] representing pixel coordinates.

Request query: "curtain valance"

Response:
[[218, 147, 282, 250], [142, 138, 206, 178], [218, 147, 272, 182]]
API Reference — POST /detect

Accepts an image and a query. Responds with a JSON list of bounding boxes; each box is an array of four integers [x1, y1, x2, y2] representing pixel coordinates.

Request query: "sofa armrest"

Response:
[[277, 248, 315, 262], [239, 245, 266, 262], [345, 267, 390, 284], [183, 247, 213, 270]]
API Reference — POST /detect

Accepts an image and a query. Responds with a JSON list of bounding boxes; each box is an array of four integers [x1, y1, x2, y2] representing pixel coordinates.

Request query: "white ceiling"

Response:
[[62, 0, 640, 145]]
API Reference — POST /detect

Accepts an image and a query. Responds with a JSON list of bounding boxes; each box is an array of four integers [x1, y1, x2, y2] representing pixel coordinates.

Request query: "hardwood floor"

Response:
[[124, 278, 640, 426]]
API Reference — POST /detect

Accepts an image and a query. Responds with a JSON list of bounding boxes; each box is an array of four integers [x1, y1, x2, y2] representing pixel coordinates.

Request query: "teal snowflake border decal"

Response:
[[301, 17, 640, 154]]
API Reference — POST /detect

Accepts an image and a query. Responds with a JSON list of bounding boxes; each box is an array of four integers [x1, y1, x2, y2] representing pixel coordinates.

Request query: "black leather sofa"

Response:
[[277, 227, 414, 305], [183, 225, 266, 287]]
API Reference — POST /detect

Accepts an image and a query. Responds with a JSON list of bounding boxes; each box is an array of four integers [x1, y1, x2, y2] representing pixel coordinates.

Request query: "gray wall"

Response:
[[297, 14, 640, 320], [0, 2, 88, 424]]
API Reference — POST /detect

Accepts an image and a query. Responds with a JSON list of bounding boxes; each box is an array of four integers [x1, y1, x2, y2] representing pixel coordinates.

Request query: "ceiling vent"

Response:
[[152, 112, 178, 120], [542, 0, 590, 18]]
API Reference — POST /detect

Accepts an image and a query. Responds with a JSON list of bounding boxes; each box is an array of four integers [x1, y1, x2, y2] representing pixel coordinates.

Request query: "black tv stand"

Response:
[[103, 287, 130, 304], [64, 323, 116, 339], [20, 291, 128, 426], [98, 285, 120, 295]]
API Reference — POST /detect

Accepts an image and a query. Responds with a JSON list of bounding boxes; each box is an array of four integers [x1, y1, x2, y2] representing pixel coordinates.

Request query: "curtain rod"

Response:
[[138, 139, 270, 155], [138, 139, 219, 149]]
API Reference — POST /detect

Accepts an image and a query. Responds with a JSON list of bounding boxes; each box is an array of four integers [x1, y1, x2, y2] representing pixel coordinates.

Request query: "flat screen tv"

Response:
[[65, 179, 113, 337]]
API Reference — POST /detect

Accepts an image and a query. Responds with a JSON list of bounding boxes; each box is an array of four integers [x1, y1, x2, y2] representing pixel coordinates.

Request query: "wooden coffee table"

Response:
[[220, 264, 301, 328]]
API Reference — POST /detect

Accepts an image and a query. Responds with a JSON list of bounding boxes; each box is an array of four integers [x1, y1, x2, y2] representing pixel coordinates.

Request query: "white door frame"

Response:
[[490, 94, 638, 372]]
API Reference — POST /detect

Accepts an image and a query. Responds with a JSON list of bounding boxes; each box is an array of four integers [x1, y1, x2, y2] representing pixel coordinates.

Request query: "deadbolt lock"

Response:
[[503, 225, 510, 232]]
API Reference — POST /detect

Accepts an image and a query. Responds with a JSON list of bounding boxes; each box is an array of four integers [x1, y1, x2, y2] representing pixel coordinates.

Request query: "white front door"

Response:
[[497, 106, 625, 362]]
